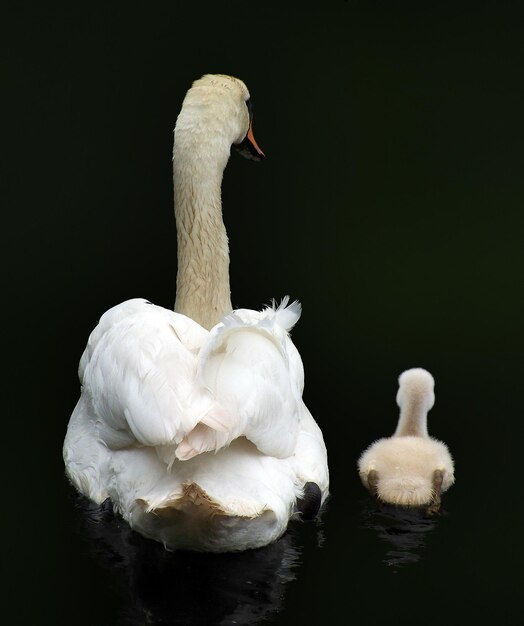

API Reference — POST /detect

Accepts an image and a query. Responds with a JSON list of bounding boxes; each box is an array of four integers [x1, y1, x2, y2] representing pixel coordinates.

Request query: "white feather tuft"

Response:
[[272, 296, 302, 332]]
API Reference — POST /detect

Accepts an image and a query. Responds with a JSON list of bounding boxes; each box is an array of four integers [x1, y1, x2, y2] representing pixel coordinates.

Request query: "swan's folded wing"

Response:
[[176, 299, 305, 460], [81, 299, 210, 449]]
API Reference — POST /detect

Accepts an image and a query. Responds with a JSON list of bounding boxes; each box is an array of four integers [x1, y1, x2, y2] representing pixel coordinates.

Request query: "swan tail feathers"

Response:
[[138, 482, 227, 515], [137, 482, 265, 518], [198, 405, 233, 432], [175, 422, 230, 461]]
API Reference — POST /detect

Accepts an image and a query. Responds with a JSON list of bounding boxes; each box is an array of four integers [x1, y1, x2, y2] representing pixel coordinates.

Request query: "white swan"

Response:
[[358, 368, 454, 514], [63, 74, 329, 552]]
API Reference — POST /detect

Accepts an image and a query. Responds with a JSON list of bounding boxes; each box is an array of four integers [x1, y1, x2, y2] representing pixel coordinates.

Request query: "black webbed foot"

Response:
[[296, 482, 322, 521]]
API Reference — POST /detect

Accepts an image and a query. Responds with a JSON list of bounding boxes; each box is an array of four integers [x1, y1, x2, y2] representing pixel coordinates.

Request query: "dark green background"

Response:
[[4, 2, 523, 624]]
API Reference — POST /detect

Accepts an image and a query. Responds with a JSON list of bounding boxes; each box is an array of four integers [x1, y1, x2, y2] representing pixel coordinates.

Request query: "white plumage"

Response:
[[357, 368, 454, 514], [63, 74, 329, 552]]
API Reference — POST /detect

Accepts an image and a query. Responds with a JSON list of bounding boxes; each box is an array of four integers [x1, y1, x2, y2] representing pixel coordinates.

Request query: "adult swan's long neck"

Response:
[[173, 117, 232, 331]]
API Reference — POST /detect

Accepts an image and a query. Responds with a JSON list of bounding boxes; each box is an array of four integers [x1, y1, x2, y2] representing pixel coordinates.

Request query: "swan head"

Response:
[[396, 367, 435, 414], [174, 73, 264, 162]]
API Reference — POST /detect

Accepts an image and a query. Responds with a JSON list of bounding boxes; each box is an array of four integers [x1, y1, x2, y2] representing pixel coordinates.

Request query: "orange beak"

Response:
[[233, 118, 265, 161], [246, 121, 265, 159]]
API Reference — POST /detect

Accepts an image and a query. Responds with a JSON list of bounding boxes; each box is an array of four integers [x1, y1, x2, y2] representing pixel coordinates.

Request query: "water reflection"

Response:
[[74, 496, 305, 625], [361, 500, 442, 569]]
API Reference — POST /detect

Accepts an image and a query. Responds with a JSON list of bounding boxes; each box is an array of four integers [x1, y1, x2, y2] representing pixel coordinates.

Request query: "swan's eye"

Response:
[[245, 98, 253, 122]]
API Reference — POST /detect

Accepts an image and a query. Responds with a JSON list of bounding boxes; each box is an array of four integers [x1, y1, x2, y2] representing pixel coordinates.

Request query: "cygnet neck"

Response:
[[394, 397, 429, 437]]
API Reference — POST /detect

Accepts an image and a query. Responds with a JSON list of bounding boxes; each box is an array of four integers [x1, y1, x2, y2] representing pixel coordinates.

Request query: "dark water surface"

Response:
[[4, 2, 524, 624]]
